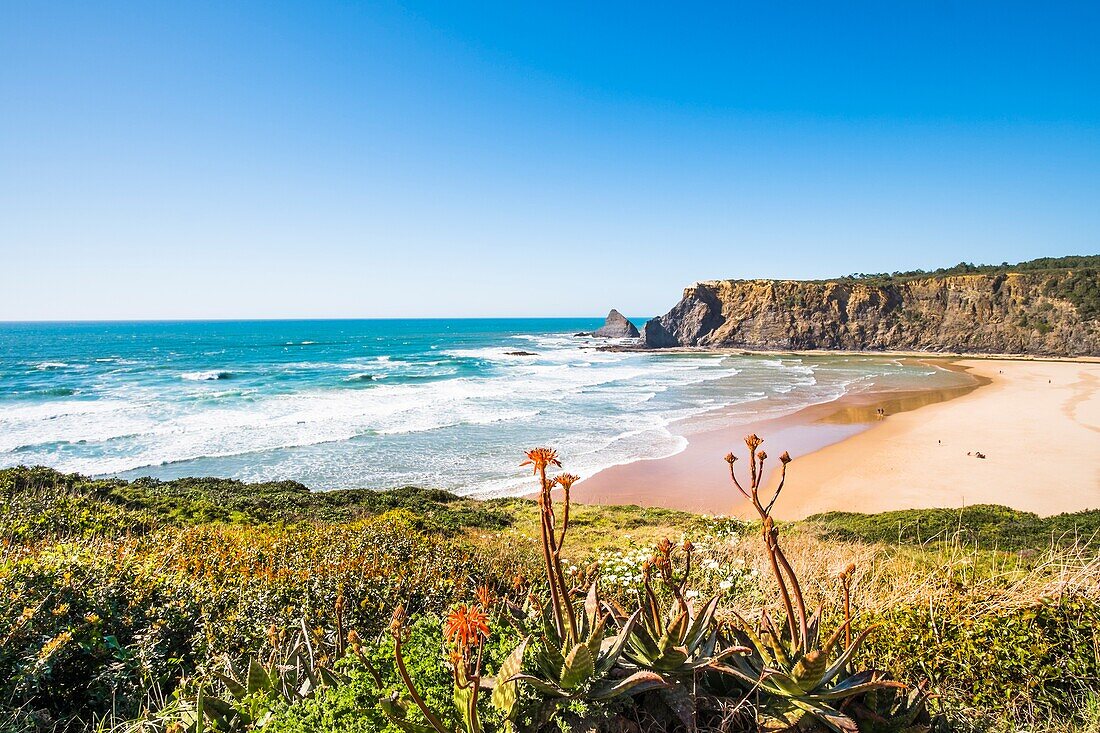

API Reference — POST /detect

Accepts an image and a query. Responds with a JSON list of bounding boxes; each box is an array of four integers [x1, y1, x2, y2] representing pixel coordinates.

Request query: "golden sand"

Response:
[[576, 358, 1100, 519]]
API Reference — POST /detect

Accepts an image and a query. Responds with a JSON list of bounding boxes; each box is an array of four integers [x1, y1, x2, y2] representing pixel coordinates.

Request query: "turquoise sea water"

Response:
[[0, 320, 972, 496]]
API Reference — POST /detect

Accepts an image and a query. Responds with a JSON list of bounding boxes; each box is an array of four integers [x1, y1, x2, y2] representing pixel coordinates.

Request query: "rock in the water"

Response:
[[593, 309, 640, 338]]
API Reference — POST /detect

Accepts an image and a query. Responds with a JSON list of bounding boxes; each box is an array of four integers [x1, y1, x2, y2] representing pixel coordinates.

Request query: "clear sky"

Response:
[[1, 1, 1098, 319]]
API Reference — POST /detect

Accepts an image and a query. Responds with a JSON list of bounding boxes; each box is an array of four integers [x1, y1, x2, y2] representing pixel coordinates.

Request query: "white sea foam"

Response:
[[0, 328, 971, 491], [181, 370, 233, 381]]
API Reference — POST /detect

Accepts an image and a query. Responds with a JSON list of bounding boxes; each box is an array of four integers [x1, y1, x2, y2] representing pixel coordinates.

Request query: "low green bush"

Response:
[[0, 465, 515, 536], [861, 594, 1100, 731], [805, 505, 1100, 551]]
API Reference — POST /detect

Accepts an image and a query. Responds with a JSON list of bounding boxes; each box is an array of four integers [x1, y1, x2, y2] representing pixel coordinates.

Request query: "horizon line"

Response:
[[0, 314, 656, 324]]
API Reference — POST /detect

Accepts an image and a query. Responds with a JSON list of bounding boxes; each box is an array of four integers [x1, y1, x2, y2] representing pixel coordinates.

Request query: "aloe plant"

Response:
[[848, 681, 933, 733], [714, 435, 903, 732], [194, 618, 349, 729], [621, 539, 748, 677], [504, 582, 663, 701], [715, 609, 900, 732], [485, 450, 668, 730]]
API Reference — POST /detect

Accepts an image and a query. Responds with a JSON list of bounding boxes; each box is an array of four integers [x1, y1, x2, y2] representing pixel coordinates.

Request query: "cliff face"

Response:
[[643, 270, 1100, 356]]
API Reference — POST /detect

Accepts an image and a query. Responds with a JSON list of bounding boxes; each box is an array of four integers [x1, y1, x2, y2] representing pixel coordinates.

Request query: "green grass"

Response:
[[804, 504, 1100, 551]]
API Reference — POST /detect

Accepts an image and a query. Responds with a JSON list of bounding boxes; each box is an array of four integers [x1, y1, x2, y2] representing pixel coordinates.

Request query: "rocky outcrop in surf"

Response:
[[642, 262, 1100, 357], [593, 309, 641, 338]]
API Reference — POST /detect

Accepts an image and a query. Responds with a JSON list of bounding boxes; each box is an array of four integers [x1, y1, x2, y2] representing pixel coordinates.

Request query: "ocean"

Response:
[[0, 319, 972, 496]]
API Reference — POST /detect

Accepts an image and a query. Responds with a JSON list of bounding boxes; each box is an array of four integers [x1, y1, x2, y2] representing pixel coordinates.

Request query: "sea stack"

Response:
[[592, 309, 641, 338]]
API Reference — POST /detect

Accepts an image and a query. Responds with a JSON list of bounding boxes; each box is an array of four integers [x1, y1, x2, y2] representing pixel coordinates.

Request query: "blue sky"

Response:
[[1, 1, 1098, 319]]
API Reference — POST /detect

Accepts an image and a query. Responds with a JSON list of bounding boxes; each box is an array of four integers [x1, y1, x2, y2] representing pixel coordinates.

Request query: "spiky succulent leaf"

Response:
[[318, 666, 347, 688], [759, 701, 805, 731], [790, 698, 859, 733], [710, 661, 791, 698], [763, 669, 812, 697], [379, 695, 440, 733], [817, 626, 878, 689], [594, 608, 640, 677], [656, 610, 688, 655], [584, 612, 608, 660], [534, 633, 566, 680], [213, 672, 246, 701], [584, 581, 600, 629], [589, 671, 669, 701], [683, 595, 720, 650], [196, 694, 235, 723], [791, 649, 828, 691], [490, 636, 528, 715], [508, 674, 569, 698], [246, 659, 271, 695], [815, 680, 905, 702], [761, 625, 792, 670], [560, 643, 595, 689], [729, 615, 775, 667], [626, 626, 663, 662]]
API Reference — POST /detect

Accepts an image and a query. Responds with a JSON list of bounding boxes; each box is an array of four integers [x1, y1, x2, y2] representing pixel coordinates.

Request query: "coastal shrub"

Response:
[[264, 612, 525, 733], [0, 466, 515, 534], [0, 542, 206, 727], [0, 506, 541, 730], [842, 254, 1100, 284], [1045, 268, 1100, 321], [861, 594, 1100, 731], [0, 466, 155, 542], [3, 454, 1098, 732]]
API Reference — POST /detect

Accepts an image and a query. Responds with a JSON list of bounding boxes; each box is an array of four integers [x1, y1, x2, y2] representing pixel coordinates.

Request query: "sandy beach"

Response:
[[576, 358, 1100, 519]]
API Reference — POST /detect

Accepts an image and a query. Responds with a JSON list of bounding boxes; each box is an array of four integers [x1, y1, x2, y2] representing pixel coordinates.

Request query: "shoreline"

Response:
[[576, 357, 1100, 519], [604, 343, 1100, 363]]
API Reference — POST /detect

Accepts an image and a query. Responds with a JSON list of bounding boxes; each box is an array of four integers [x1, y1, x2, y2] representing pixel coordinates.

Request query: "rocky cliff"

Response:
[[643, 269, 1100, 356]]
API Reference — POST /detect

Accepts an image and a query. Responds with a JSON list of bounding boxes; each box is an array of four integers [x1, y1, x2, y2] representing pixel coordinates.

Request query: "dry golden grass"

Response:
[[709, 527, 1100, 620]]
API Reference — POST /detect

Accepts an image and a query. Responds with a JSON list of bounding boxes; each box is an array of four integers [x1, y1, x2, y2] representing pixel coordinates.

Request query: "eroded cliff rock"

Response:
[[642, 270, 1100, 356], [593, 309, 641, 338]]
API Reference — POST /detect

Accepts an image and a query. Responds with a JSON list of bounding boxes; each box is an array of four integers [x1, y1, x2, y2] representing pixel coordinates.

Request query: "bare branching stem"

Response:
[[774, 546, 809, 646], [393, 638, 449, 733], [726, 436, 810, 647]]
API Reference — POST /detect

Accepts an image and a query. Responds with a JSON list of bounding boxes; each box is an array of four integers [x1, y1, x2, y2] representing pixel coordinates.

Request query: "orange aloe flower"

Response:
[[443, 603, 490, 651], [553, 473, 580, 491], [521, 447, 561, 474]]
